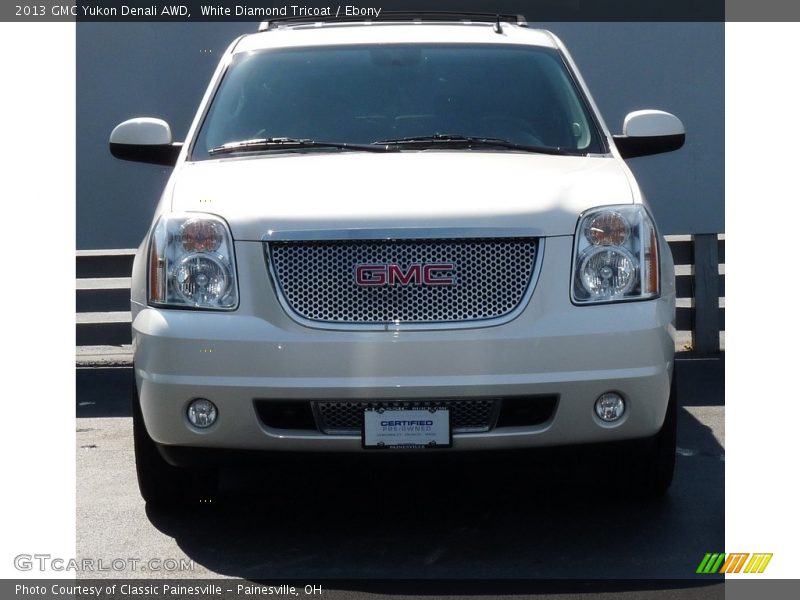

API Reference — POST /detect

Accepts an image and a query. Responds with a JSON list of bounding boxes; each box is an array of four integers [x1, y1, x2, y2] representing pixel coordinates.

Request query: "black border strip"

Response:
[[5, 1, 728, 23]]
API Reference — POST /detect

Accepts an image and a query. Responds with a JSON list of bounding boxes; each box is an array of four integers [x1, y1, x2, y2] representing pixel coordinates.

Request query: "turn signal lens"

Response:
[[642, 223, 659, 296], [148, 217, 168, 304], [179, 218, 223, 252], [583, 211, 630, 246]]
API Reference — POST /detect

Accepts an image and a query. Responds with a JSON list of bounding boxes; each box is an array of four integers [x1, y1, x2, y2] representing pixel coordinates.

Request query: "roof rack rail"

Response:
[[258, 12, 528, 32]]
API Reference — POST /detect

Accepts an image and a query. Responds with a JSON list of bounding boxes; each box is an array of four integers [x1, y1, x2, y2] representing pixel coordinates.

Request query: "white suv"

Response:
[[110, 14, 684, 506]]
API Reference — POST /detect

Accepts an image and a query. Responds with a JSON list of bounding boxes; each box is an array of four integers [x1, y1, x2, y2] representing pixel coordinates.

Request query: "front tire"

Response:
[[132, 380, 218, 507], [629, 369, 678, 498]]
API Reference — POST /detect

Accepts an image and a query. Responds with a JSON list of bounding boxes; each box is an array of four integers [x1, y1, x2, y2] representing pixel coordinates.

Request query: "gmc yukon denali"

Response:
[[109, 14, 685, 506]]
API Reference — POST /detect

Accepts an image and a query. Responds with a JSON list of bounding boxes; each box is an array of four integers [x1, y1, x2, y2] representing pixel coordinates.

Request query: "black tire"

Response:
[[132, 380, 218, 507], [628, 369, 678, 499]]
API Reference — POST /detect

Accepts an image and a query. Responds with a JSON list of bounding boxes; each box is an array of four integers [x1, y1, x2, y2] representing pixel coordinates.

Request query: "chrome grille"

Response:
[[312, 399, 500, 434], [267, 238, 537, 324]]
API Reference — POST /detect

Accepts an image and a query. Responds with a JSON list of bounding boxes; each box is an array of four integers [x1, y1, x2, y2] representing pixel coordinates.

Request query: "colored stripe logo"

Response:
[[696, 553, 773, 574]]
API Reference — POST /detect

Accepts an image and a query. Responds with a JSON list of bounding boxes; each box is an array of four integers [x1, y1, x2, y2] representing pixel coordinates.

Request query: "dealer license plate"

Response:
[[362, 407, 451, 449]]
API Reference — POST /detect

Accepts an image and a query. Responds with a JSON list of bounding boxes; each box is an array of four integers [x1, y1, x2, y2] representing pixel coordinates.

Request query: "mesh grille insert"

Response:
[[313, 399, 499, 434], [268, 238, 537, 324]]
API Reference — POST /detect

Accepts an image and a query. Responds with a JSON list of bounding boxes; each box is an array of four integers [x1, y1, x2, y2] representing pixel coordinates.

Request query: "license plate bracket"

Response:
[[362, 407, 451, 449]]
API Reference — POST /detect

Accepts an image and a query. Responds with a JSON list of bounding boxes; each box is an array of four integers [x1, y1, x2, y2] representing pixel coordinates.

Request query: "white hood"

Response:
[[170, 151, 634, 239]]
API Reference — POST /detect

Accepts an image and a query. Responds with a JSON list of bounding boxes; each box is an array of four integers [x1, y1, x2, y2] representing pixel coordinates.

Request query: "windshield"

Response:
[[191, 43, 607, 159]]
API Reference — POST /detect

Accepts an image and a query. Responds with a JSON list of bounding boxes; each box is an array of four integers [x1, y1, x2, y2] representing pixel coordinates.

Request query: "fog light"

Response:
[[187, 398, 217, 428], [594, 392, 625, 422]]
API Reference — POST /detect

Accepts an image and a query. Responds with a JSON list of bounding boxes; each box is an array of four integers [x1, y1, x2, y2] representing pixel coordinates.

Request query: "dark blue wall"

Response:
[[77, 22, 723, 249]]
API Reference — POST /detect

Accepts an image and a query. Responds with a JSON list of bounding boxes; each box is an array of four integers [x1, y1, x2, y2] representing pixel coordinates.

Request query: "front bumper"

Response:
[[133, 236, 675, 453]]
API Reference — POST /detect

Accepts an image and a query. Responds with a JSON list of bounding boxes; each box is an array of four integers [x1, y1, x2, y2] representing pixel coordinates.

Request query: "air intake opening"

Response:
[[495, 395, 558, 428], [255, 400, 317, 431]]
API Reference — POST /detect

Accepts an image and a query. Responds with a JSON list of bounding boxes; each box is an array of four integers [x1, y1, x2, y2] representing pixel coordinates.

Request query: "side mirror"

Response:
[[109, 118, 183, 166], [613, 110, 685, 159]]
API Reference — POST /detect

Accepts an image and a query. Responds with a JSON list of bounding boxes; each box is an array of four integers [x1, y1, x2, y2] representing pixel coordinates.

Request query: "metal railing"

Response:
[[670, 234, 725, 355]]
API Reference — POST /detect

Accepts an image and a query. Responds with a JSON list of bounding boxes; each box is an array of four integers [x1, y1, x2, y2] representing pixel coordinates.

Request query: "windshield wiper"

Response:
[[208, 137, 397, 155], [373, 134, 571, 155]]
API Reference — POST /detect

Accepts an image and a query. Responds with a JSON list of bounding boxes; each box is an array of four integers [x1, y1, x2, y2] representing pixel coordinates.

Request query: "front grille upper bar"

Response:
[[261, 227, 547, 242]]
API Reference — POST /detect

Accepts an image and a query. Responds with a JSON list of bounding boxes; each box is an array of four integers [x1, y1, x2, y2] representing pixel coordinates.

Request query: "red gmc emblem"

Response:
[[355, 263, 455, 286]]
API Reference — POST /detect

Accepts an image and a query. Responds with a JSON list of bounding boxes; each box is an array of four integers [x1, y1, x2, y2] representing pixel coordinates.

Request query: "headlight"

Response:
[[572, 205, 659, 304], [148, 213, 238, 310]]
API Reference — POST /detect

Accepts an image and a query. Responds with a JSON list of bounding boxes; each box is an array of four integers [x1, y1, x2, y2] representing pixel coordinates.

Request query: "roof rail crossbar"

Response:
[[258, 12, 528, 32]]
